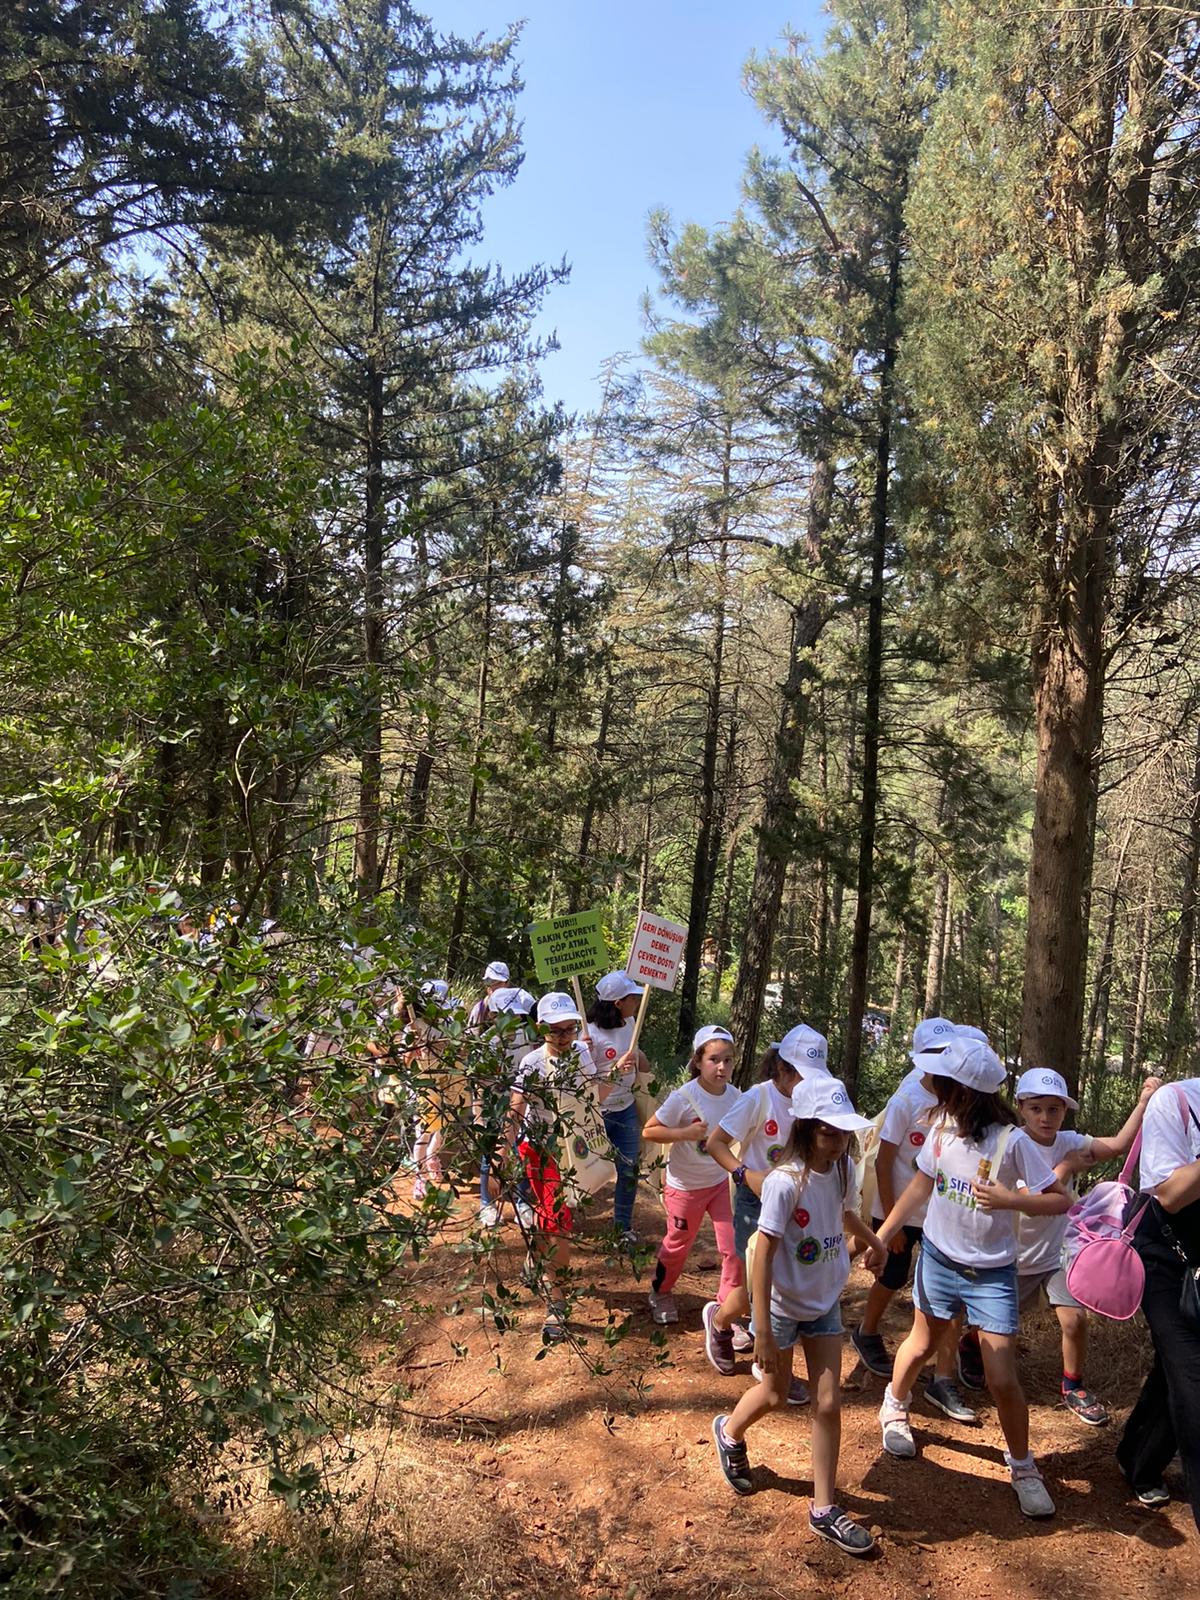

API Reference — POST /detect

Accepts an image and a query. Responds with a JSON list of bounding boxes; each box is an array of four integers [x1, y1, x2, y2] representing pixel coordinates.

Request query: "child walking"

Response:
[[713, 1075, 883, 1548], [506, 990, 605, 1344], [704, 1023, 831, 1404], [710, 1076, 884, 1556], [874, 1035, 1070, 1518], [641, 1026, 743, 1326], [851, 1017, 976, 1424], [1004, 1067, 1159, 1425]]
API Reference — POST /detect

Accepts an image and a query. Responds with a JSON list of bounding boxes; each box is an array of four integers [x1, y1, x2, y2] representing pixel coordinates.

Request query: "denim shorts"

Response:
[[914, 1238, 1019, 1335], [753, 1303, 844, 1347], [733, 1184, 762, 1259]]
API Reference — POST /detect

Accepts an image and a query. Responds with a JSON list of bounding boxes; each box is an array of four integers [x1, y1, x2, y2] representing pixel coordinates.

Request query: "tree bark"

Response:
[[842, 228, 902, 1099], [1166, 718, 1200, 1068], [354, 356, 386, 901], [728, 450, 832, 1087]]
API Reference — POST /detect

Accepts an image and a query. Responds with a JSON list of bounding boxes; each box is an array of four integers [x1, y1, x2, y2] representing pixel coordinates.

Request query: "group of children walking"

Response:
[[407, 961, 1198, 1557]]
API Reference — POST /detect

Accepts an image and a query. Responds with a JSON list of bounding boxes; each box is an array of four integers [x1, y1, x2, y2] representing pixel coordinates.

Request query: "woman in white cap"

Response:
[[710, 1076, 884, 1556], [586, 970, 653, 1245], [702, 1023, 830, 1404], [1117, 1075, 1200, 1525], [873, 1034, 1070, 1519]]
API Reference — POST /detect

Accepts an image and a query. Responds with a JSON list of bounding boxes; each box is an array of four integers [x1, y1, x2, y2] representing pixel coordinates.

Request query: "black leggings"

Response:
[[1118, 1212, 1200, 1531]]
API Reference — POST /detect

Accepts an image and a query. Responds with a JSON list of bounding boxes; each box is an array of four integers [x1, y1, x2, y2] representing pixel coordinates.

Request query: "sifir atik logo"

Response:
[[766, 1143, 785, 1165]]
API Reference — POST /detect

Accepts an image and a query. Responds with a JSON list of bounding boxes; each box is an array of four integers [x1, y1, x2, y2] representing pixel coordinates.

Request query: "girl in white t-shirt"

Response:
[[710, 1076, 884, 1556], [703, 1023, 831, 1394], [641, 1027, 743, 1327], [874, 1035, 1070, 1519]]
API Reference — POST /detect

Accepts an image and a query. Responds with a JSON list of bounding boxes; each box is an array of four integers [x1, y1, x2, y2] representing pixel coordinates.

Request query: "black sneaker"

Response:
[[1133, 1482, 1170, 1508], [809, 1505, 875, 1556], [541, 1304, 568, 1345], [711, 1414, 753, 1494], [957, 1332, 986, 1391], [851, 1324, 892, 1377]]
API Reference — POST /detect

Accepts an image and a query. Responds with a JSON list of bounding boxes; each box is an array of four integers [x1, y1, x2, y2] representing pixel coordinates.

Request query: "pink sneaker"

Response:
[[412, 1176, 428, 1202]]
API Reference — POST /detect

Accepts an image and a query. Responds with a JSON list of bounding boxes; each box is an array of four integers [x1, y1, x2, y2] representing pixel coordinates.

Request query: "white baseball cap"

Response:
[[932, 1034, 1007, 1093], [772, 1023, 830, 1075], [693, 1024, 734, 1051], [789, 1075, 874, 1131], [483, 960, 510, 984], [1015, 1067, 1078, 1110], [911, 1017, 958, 1065], [420, 979, 450, 1003], [536, 991, 583, 1026], [955, 1024, 990, 1047], [596, 969, 643, 1002], [488, 985, 535, 1017]]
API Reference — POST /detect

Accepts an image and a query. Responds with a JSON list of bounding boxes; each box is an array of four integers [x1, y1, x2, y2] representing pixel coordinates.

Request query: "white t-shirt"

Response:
[[718, 1080, 796, 1173], [757, 1163, 854, 1322], [874, 1077, 939, 1228], [656, 1080, 742, 1190], [512, 1042, 597, 1135], [1016, 1129, 1093, 1274], [584, 1019, 636, 1114], [1139, 1079, 1200, 1191], [916, 1120, 1057, 1269]]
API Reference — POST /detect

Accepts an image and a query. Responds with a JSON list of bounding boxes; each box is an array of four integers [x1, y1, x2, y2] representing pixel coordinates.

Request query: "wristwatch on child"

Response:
[[732, 1165, 748, 1187]]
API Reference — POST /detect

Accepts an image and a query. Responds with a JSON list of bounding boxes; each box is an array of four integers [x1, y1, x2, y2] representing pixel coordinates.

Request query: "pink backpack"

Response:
[[1063, 1086, 1187, 1319]]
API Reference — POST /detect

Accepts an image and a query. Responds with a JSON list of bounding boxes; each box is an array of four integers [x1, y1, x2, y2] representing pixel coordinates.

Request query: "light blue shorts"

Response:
[[914, 1238, 1019, 1335], [753, 1303, 844, 1347]]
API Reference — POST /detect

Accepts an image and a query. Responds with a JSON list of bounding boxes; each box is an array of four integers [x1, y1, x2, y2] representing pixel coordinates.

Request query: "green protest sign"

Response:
[[528, 909, 608, 986]]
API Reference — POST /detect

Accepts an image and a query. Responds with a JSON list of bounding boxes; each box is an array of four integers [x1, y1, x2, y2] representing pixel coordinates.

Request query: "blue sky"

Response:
[[431, 1, 830, 418]]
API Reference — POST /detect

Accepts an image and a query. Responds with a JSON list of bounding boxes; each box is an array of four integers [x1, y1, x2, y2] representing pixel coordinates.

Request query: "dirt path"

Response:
[[375, 1189, 1196, 1599]]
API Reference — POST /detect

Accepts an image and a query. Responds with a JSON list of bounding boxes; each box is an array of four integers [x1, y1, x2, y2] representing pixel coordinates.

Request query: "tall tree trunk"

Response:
[[447, 540, 493, 976], [1166, 718, 1200, 1067], [1125, 874, 1155, 1075], [573, 663, 615, 897], [728, 450, 832, 1086], [843, 229, 902, 1098], [890, 926, 908, 1030], [677, 527, 731, 1049], [354, 359, 385, 899], [924, 870, 949, 1015]]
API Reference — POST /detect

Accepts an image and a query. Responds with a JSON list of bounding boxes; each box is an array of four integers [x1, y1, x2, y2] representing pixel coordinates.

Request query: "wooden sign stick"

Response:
[[627, 983, 652, 1054]]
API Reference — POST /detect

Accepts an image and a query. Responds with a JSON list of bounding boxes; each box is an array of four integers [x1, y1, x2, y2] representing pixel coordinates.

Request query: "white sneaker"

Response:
[[515, 1200, 535, 1229], [879, 1387, 916, 1458], [1006, 1455, 1055, 1518], [478, 1203, 500, 1228]]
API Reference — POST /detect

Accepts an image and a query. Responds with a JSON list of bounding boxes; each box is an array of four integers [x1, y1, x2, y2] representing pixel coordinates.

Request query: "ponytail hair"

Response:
[[755, 1045, 789, 1085], [930, 1075, 1018, 1144], [587, 998, 626, 1031]]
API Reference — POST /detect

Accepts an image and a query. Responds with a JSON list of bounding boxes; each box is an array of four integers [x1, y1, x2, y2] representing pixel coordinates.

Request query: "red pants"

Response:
[[518, 1140, 574, 1236], [653, 1179, 743, 1299]]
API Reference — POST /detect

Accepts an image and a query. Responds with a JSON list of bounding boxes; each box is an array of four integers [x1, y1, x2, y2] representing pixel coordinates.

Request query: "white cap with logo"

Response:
[[536, 991, 584, 1026], [483, 960, 510, 984], [911, 1016, 958, 1066], [772, 1023, 830, 1075], [934, 1034, 1007, 1093], [955, 1024, 990, 1047], [789, 1075, 874, 1131], [693, 1024, 734, 1051], [1015, 1067, 1078, 1110], [488, 986, 535, 1017], [596, 969, 644, 1003]]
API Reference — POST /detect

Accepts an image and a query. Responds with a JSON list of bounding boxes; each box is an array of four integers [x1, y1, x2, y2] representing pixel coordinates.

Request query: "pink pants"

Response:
[[652, 1178, 744, 1300]]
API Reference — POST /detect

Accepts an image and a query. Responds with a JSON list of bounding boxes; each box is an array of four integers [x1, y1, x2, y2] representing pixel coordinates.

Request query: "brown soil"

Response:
[[308, 1187, 1199, 1600]]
